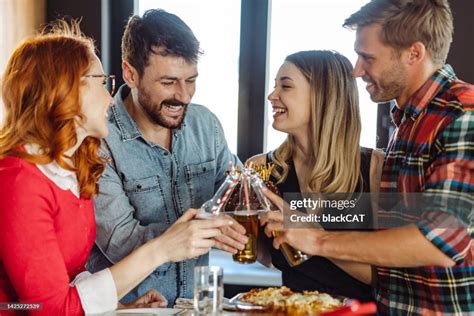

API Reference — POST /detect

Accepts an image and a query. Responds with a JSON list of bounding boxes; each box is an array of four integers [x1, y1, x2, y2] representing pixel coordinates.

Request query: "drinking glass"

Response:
[[232, 210, 260, 263], [193, 266, 224, 315]]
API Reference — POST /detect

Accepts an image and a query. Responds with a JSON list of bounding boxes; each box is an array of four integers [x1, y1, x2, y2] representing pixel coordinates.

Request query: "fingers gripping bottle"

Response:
[[249, 172, 311, 267]]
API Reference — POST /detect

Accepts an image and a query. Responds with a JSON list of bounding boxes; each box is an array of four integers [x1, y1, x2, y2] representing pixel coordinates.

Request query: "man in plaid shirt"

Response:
[[261, 0, 473, 314]]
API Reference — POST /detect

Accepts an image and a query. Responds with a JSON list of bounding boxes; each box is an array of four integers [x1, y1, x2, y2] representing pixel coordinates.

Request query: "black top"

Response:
[[263, 147, 374, 302]]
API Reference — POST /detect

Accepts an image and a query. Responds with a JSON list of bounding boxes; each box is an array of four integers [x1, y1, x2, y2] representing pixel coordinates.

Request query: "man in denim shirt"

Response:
[[87, 9, 247, 305]]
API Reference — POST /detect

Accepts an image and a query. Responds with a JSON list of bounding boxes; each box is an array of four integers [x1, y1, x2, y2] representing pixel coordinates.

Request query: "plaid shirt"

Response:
[[376, 65, 474, 315]]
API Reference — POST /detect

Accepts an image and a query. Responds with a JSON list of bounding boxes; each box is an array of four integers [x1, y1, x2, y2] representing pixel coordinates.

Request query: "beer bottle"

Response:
[[197, 169, 240, 218], [249, 173, 311, 267]]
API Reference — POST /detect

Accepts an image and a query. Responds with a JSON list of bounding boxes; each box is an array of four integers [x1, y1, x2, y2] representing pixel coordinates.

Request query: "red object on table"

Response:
[[320, 300, 377, 316]]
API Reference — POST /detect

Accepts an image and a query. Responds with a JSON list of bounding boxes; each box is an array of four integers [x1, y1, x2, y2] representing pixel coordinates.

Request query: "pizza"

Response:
[[240, 286, 343, 315]]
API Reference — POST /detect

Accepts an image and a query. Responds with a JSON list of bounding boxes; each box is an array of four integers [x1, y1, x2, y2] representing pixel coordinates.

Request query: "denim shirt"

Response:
[[87, 85, 241, 305]]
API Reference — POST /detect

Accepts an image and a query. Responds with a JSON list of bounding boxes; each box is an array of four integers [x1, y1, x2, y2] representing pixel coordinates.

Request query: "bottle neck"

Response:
[[213, 178, 235, 201]]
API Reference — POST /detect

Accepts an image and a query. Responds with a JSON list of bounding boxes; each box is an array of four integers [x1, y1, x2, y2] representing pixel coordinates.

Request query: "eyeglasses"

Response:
[[83, 74, 116, 96]]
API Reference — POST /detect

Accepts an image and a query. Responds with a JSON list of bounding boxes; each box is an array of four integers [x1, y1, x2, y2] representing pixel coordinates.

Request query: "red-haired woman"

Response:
[[0, 22, 232, 315]]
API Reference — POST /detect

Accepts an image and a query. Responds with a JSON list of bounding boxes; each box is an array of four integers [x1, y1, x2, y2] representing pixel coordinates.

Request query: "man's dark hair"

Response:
[[121, 9, 201, 76]]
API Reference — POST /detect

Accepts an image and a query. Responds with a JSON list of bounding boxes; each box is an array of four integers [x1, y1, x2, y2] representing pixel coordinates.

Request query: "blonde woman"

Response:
[[250, 50, 383, 302]]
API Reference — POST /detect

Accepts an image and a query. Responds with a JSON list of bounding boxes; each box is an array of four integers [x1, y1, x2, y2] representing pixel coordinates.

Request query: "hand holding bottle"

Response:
[[257, 184, 311, 266], [195, 163, 248, 254]]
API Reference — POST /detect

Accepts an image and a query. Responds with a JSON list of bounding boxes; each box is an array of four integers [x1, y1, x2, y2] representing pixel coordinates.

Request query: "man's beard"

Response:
[[366, 60, 407, 104], [137, 89, 188, 129]]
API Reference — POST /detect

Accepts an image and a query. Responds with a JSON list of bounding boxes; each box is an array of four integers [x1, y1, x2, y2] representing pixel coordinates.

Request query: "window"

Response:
[[137, 0, 377, 155], [138, 0, 241, 153], [0, 0, 46, 125], [265, 0, 375, 151]]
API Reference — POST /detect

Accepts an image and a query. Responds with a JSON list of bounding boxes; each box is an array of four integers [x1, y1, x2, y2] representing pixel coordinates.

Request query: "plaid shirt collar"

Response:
[[390, 64, 457, 127]]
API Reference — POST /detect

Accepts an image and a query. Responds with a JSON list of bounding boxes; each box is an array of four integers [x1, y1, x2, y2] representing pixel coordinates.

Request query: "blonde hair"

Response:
[[272, 50, 361, 193], [344, 0, 453, 65], [0, 20, 106, 198]]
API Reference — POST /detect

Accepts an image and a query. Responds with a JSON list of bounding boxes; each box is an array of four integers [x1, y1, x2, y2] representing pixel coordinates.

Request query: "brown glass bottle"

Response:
[[271, 231, 311, 267], [250, 173, 311, 267]]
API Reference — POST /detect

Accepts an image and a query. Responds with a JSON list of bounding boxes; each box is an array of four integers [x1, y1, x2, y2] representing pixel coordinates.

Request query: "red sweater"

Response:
[[0, 156, 95, 315]]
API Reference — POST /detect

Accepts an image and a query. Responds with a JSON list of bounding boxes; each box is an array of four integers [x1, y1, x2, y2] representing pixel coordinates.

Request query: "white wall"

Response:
[[0, 0, 46, 125]]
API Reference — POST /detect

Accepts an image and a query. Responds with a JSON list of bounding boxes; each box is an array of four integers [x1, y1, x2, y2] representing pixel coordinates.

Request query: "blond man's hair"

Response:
[[344, 0, 453, 65]]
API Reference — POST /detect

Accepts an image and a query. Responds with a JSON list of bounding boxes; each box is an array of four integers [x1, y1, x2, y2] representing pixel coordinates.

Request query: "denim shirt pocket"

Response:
[[152, 261, 174, 276], [184, 160, 216, 207], [123, 175, 169, 225]]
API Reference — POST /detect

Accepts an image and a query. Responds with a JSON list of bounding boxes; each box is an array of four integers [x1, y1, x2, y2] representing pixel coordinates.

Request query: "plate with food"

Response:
[[229, 286, 376, 315]]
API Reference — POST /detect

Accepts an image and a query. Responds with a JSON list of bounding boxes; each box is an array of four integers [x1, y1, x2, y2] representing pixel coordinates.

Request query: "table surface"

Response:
[[100, 307, 255, 315], [209, 249, 281, 287], [96, 250, 281, 315]]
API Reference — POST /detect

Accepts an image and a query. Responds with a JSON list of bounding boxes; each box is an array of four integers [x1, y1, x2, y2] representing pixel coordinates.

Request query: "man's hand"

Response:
[[155, 208, 234, 262], [259, 188, 327, 256], [213, 213, 248, 254], [260, 186, 455, 268], [118, 289, 168, 308], [260, 210, 325, 256]]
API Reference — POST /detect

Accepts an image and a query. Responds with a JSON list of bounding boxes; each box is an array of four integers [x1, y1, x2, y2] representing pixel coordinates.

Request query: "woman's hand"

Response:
[[260, 188, 327, 256], [154, 208, 234, 262], [213, 213, 248, 254], [259, 210, 284, 230], [118, 289, 168, 309]]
